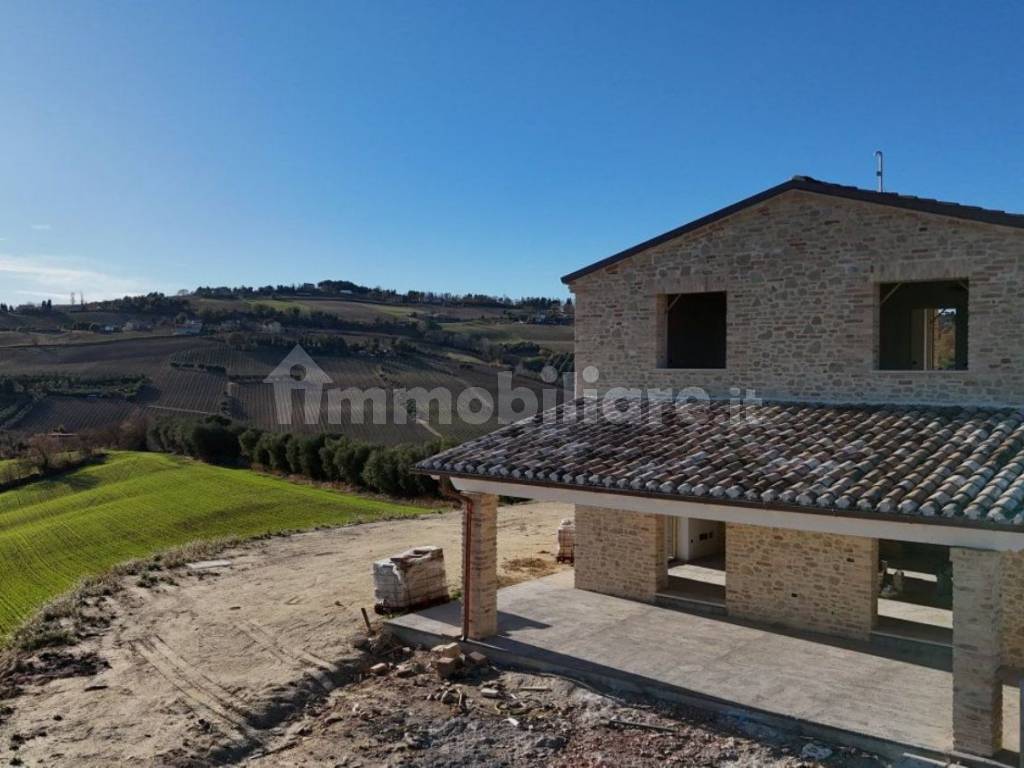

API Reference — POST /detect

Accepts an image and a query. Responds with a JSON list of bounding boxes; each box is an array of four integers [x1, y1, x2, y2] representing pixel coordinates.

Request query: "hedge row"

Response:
[[146, 416, 446, 498]]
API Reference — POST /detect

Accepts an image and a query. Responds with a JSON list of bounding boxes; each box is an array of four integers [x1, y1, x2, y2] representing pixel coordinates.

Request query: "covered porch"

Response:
[[390, 569, 1021, 763], [414, 400, 1024, 762]]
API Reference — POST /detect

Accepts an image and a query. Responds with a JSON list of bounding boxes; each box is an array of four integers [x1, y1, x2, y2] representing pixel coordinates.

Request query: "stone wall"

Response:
[[1000, 551, 1024, 670], [570, 189, 1024, 406], [575, 505, 667, 602], [726, 523, 878, 640]]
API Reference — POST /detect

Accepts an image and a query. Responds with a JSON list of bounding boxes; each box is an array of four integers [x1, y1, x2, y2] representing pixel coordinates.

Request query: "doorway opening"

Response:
[[659, 517, 727, 613], [873, 540, 952, 647]]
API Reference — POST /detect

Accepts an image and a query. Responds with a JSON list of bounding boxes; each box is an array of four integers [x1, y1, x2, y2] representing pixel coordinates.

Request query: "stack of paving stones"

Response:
[[373, 546, 449, 614], [417, 399, 1024, 527]]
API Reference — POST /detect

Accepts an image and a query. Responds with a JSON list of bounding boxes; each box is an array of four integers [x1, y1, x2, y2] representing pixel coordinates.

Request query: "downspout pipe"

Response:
[[440, 477, 473, 641]]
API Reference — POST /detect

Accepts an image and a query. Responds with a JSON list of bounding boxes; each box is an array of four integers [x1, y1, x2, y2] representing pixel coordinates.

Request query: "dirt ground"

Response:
[[0, 501, 890, 767], [0, 502, 571, 766], [240, 639, 878, 768]]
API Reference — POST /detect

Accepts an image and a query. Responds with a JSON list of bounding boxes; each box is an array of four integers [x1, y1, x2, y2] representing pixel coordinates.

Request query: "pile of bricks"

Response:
[[373, 546, 449, 614], [430, 641, 488, 679]]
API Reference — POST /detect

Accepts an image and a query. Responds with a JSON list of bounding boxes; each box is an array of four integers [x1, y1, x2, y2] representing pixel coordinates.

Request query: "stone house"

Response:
[[417, 176, 1024, 759]]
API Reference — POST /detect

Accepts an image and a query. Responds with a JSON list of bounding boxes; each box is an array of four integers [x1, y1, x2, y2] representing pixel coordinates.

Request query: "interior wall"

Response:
[[675, 518, 726, 561]]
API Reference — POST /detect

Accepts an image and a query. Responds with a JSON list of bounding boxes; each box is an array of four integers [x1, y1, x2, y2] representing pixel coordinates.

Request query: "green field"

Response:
[[0, 451, 429, 641], [439, 319, 574, 352]]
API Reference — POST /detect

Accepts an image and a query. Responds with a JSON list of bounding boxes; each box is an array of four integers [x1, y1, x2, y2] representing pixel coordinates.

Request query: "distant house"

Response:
[[173, 320, 203, 336], [261, 320, 283, 334], [123, 320, 152, 332]]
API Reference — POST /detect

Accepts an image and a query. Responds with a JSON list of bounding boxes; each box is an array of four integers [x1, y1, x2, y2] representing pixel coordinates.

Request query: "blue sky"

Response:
[[1, 1, 1022, 305]]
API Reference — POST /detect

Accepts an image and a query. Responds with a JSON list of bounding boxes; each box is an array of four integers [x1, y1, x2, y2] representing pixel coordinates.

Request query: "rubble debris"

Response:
[[801, 742, 834, 760], [230, 640, 881, 768], [395, 661, 422, 678], [465, 651, 488, 667], [433, 656, 461, 680], [369, 663, 389, 676], [432, 642, 462, 659], [607, 717, 678, 734], [373, 546, 448, 614]]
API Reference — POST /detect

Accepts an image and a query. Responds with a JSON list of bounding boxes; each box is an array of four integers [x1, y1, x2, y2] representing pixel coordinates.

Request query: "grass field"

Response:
[[439, 319, 574, 352], [0, 451, 430, 642]]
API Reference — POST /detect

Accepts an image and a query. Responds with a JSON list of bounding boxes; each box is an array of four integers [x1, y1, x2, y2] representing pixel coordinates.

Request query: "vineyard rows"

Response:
[[1, 336, 561, 445]]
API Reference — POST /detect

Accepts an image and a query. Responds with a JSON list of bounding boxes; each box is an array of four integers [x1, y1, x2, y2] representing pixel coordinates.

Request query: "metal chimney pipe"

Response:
[[875, 150, 884, 192]]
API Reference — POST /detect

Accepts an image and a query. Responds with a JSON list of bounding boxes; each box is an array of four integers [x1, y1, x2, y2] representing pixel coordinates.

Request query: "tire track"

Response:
[[240, 620, 335, 674], [131, 636, 261, 749]]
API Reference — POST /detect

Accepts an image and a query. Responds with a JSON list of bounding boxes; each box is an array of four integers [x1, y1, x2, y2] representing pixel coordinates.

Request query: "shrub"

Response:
[[189, 421, 240, 465], [333, 440, 373, 487], [268, 433, 292, 473], [238, 428, 263, 462], [142, 417, 444, 498], [299, 435, 327, 480]]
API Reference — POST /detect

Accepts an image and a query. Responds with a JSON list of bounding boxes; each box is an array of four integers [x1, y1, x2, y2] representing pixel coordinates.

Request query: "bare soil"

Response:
[[0, 502, 885, 767], [0, 502, 571, 766]]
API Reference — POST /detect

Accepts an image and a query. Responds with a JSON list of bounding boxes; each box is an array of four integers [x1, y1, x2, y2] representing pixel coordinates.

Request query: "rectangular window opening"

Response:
[[664, 291, 727, 369], [878, 280, 968, 370]]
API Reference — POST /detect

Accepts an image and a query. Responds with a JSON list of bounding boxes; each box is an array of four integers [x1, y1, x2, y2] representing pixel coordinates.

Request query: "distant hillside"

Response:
[[0, 282, 575, 444]]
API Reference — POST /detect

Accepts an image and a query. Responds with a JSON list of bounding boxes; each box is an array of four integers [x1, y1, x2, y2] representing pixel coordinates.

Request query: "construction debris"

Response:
[[233, 638, 884, 767], [432, 642, 462, 659], [372, 546, 448, 614], [556, 518, 576, 563], [433, 656, 461, 680], [801, 742, 834, 760]]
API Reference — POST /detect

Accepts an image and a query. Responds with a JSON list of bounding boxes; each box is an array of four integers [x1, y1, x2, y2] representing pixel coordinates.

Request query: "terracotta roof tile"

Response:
[[417, 399, 1024, 530]]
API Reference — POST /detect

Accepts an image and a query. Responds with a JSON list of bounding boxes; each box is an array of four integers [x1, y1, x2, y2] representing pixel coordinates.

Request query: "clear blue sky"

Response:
[[1, 1, 1022, 305]]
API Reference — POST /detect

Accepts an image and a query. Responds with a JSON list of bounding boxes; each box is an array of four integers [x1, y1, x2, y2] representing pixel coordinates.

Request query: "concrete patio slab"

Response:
[[388, 571, 1019, 765]]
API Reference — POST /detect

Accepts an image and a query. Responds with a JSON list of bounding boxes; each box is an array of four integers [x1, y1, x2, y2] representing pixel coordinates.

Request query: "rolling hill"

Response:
[[0, 287, 573, 443], [0, 451, 431, 641]]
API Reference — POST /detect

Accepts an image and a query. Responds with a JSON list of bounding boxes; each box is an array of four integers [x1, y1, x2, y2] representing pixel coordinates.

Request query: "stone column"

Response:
[[951, 547, 1003, 757], [575, 505, 667, 602], [462, 492, 498, 640]]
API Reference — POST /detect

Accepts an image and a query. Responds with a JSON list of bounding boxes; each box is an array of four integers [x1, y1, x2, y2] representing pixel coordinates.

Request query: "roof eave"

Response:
[[421, 467, 1024, 538]]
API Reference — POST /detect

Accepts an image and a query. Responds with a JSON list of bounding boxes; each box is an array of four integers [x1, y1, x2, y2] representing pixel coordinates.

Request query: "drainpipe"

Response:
[[440, 477, 473, 641]]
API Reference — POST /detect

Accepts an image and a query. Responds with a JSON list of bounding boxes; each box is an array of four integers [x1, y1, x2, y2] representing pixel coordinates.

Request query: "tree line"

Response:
[[191, 280, 566, 310], [145, 415, 445, 498]]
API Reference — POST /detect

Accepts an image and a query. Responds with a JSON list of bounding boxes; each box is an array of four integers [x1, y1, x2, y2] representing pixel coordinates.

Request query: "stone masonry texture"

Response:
[[463, 492, 498, 640], [726, 523, 878, 641], [575, 505, 667, 602], [570, 189, 1024, 407], [951, 547, 1004, 756], [1001, 551, 1024, 670]]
